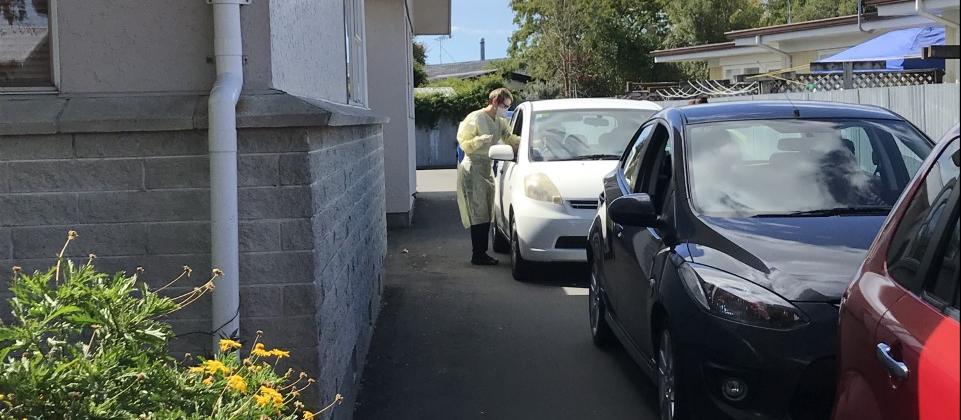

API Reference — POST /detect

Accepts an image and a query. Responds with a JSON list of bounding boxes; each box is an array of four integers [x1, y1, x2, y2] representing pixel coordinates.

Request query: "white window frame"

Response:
[[406, 22, 415, 119], [0, 0, 60, 94], [344, 0, 368, 106]]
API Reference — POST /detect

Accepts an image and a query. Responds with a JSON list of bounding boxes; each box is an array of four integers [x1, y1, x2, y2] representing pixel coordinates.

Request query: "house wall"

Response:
[[269, 0, 349, 102], [366, 0, 417, 224], [54, 0, 352, 101], [0, 94, 387, 419], [56, 0, 272, 94], [946, 24, 959, 83]]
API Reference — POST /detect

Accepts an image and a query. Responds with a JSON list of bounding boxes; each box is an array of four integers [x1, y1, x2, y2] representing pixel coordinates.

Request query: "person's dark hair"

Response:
[[690, 95, 709, 104]]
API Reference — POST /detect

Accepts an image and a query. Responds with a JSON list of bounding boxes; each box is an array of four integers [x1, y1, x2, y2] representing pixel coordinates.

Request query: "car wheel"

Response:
[[658, 329, 689, 420], [589, 271, 614, 346], [492, 217, 510, 254], [510, 217, 533, 281]]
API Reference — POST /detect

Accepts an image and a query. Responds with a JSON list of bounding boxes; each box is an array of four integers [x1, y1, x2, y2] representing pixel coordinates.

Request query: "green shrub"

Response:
[[0, 231, 340, 419], [415, 74, 523, 129]]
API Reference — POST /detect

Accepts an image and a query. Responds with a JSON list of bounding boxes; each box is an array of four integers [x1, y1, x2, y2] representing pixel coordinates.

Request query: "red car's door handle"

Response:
[[876, 342, 910, 380]]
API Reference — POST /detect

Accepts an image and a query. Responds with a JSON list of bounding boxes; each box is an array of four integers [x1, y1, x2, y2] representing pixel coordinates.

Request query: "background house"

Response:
[[652, 13, 938, 81], [0, 0, 450, 416], [426, 58, 531, 90]]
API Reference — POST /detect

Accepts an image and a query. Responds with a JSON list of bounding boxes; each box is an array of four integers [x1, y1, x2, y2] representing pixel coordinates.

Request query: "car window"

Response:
[[888, 138, 960, 292], [637, 124, 673, 212], [623, 124, 655, 190], [530, 109, 653, 162], [685, 119, 932, 217], [925, 217, 959, 318], [512, 109, 524, 137]]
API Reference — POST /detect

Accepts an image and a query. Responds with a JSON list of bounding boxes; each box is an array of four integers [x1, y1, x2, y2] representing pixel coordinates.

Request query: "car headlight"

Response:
[[678, 263, 807, 330], [524, 173, 563, 205]]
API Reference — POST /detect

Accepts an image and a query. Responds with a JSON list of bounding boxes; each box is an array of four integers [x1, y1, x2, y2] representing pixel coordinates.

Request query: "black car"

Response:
[[586, 101, 934, 420]]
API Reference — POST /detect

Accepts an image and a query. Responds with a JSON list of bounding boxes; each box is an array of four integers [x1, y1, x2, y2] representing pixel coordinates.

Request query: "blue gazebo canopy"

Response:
[[815, 26, 945, 71]]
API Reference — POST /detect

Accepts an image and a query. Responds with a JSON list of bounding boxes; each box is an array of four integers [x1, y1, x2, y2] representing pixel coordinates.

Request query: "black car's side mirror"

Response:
[[609, 193, 658, 227]]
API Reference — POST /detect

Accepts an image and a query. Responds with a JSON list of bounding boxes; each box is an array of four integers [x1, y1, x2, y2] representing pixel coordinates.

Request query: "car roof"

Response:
[[674, 100, 904, 124], [527, 98, 661, 112]]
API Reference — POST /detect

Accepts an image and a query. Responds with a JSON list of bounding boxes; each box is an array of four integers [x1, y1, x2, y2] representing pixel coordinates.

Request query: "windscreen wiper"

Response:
[[753, 206, 891, 218], [554, 154, 621, 161]]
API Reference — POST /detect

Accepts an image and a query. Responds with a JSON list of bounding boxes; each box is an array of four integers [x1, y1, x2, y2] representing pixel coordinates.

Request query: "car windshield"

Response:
[[685, 119, 932, 218], [529, 109, 654, 162]]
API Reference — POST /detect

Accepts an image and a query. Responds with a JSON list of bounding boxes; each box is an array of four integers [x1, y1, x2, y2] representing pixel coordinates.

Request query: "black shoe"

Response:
[[471, 253, 499, 266]]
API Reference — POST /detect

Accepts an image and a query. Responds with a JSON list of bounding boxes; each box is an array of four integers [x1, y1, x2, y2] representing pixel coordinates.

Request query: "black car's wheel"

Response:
[[589, 271, 614, 346], [492, 217, 510, 254], [658, 329, 689, 420], [510, 218, 533, 281]]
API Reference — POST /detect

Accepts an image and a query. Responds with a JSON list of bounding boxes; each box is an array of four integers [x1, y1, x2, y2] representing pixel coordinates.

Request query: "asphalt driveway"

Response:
[[354, 180, 658, 419]]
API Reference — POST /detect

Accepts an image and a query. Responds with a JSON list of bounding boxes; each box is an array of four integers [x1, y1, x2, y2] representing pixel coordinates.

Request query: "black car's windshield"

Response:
[[529, 109, 654, 162], [685, 119, 932, 218]]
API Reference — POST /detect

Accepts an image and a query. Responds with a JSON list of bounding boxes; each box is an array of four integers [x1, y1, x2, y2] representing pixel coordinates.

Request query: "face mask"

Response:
[[496, 106, 508, 118]]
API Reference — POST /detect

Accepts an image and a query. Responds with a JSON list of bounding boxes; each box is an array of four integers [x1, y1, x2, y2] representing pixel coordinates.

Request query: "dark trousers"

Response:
[[470, 223, 491, 256]]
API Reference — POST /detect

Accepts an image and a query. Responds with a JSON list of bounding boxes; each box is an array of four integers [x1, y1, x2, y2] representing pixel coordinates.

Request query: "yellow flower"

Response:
[[251, 343, 272, 358], [190, 360, 230, 376], [303, 411, 315, 420], [269, 349, 290, 359], [254, 386, 284, 408], [219, 339, 242, 353], [226, 375, 247, 394], [202, 376, 214, 386]]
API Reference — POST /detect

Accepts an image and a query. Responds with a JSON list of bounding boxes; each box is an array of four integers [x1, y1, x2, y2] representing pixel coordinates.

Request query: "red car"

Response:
[[834, 124, 960, 420]]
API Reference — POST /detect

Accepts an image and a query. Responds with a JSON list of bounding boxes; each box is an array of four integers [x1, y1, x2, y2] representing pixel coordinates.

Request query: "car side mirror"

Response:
[[609, 193, 658, 227], [489, 144, 515, 161]]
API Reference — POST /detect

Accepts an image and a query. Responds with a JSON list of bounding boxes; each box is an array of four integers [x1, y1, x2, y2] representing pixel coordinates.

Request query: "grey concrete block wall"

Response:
[[0, 122, 387, 416]]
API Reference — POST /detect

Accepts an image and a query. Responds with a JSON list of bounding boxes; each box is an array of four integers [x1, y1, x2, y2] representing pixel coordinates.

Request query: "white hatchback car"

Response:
[[488, 98, 661, 280]]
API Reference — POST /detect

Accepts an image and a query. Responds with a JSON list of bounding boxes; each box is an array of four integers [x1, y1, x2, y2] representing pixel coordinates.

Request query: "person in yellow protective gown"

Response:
[[456, 88, 521, 265]]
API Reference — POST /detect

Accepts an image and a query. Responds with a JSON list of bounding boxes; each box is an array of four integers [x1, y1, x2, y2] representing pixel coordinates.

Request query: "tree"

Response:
[[509, 0, 682, 98], [413, 41, 429, 87], [762, 0, 859, 26], [660, 0, 765, 48]]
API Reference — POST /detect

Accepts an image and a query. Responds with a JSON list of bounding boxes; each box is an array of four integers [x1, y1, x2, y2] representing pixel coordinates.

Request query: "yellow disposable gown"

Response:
[[455, 109, 521, 228]]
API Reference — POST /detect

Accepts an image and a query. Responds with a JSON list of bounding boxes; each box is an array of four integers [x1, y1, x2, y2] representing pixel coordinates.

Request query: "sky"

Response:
[[415, 0, 517, 65]]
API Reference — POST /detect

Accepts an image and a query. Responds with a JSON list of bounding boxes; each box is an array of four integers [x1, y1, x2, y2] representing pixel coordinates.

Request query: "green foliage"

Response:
[[0, 233, 337, 419], [413, 42, 429, 87], [415, 74, 519, 129], [660, 0, 766, 47], [509, 0, 705, 97], [762, 0, 860, 26]]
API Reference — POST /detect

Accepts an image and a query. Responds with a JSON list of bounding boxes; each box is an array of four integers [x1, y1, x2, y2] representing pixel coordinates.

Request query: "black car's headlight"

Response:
[[678, 263, 808, 330]]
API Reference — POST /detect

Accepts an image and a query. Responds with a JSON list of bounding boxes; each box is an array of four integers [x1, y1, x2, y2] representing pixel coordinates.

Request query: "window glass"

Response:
[[530, 109, 653, 162], [888, 139, 960, 291], [623, 124, 654, 191], [685, 119, 932, 217], [344, 0, 367, 104], [926, 218, 959, 309], [512, 110, 524, 136], [637, 126, 673, 212], [1, 0, 52, 88]]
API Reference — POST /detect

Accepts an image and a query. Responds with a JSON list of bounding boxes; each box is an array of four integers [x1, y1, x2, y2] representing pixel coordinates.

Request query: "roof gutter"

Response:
[[208, 0, 246, 351], [742, 35, 793, 68], [915, 0, 959, 28]]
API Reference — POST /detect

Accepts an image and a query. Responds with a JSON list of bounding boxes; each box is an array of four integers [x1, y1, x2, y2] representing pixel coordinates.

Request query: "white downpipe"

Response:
[[753, 35, 793, 69], [209, 0, 245, 351], [915, 0, 960, 29]]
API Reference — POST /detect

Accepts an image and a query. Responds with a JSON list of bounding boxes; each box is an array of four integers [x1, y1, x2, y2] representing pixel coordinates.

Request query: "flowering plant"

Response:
[[0, 232, 340, 419]]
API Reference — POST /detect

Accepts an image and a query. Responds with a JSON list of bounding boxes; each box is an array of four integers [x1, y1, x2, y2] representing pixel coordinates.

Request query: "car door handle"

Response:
[[876, 342, 909, 380]]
